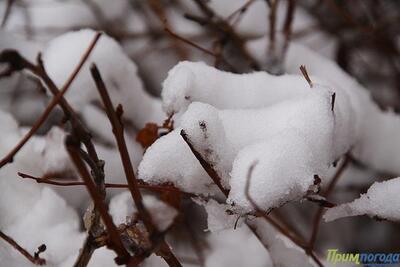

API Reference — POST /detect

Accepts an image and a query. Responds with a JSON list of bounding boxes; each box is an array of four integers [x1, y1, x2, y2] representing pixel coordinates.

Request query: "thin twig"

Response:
[[180, 130, 229, 197], [188, 0, 260, 70], [1, 0, 14, 28], [90, 64, 154, 231], [164, 25, 237, 72], [147, 0, 188, 59], [0, 32, 102, 168], [267, 0, 278, 54], [226, 0, 255, 23], [0, 230, 46, 265], [308, 155, 350, 251], [281, 0, 296, 58], [90, 64, 181, 267], [18, 172, 195, 197], [66, 136, 130, 265], [164, 26, 217, 58], [300, 65, 313, 88], [73, 235, 97, 267]]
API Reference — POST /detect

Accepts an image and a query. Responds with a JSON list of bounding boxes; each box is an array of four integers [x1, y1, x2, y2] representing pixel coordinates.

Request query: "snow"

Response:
[[3, 187, 85, 266], [249, 38, 400, 175], [324, 178, 400, 222], [0, 30, 42, 62], [1, 2, 400, 266], [1, 0, 129, 39], [146, 62, 344, 211], [180, 103, 236, 189], [42, 29, 165, 130], [0, 112, 83, 267], [194, 198, 242, 232], [247, 218, 316, 267], [109, 192, 178, 232], [162, 61, 314, 116], [228, 132, 321, 213], [138, 130, 217, 195], [152, 49, 400, 212], [205, 226, 272, 267], [33, 127, 74, 175]]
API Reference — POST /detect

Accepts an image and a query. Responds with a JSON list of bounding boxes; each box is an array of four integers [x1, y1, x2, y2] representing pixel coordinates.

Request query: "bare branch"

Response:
[[66, 136, 130, 265], [0, 32, 102, 168], [1, 0, 14, 28], [300, 65, 313, 88], [180, 130, 229, 197], [90, 64, 182, 267], [18, 172, 195, 197], [0, 230, 46, 265], [164, 25, 238, 72], [90, 64, 154, 231], [308, 155, 350, 251]]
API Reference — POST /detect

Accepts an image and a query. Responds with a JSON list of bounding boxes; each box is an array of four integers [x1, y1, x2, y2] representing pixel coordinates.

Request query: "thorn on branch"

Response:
[[300, 65, 313, 88], [331, 93, 336, 112], [0, 230, 46, 265], [34, 244, 47, 262]]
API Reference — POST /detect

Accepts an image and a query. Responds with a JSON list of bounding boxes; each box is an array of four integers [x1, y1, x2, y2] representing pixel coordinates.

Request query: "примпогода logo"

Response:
[[326, 249, 400, 266]]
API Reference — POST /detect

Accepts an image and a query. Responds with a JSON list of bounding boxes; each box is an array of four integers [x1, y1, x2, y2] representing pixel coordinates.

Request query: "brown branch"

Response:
[[1, 0, 14, 28], [226, 0, 256, 23], [90, 64, 154, 231], [18, 172, 196, 197], [66, 136, 130, 265], [180, 130, 229, 197], [0, 230, 46, 265], [164, 26, 217, 58], [300, 65, 313, 88], [90, 64, 181, 267], [0, 32, 102, 169], [267, 0, 278, 53], [147, 0, 188, 59], [164, 25, 237, 72], [188, 0, 260, 70], [73, 235, 97, 267], [1, 32, 110, 267], [281, 0, 296, 58]]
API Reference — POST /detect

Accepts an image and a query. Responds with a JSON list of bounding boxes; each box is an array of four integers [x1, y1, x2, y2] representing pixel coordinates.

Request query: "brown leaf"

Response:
[[136, 123, 159, 149]]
